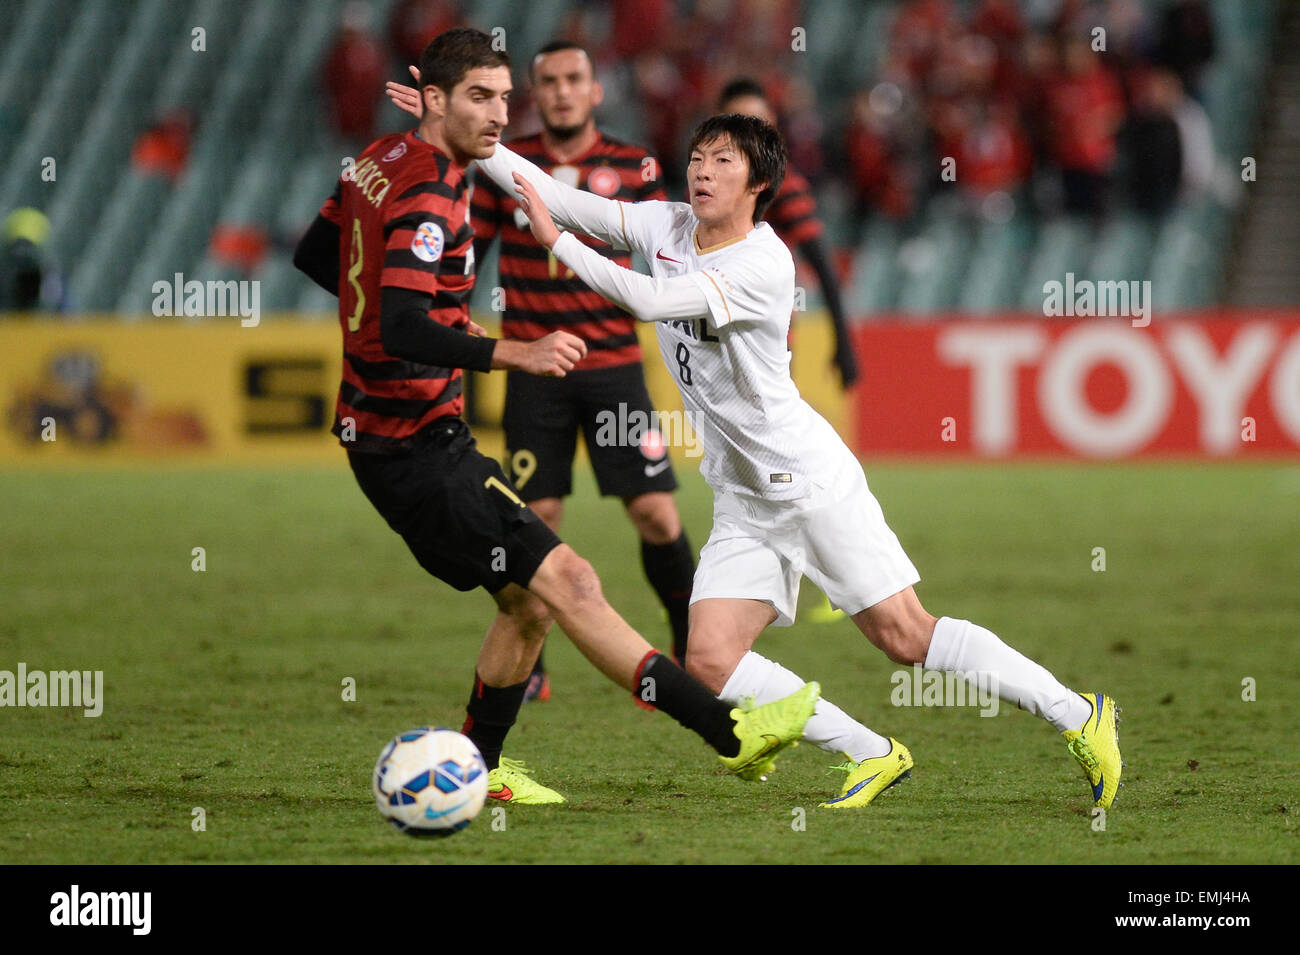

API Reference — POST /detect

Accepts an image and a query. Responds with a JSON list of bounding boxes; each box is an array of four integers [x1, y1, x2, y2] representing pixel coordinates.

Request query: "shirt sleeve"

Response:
[[475, 143, 628, 247], [379, 185, 454, 295], [550, 231, 711, 323], [319, 180, 343, 225]]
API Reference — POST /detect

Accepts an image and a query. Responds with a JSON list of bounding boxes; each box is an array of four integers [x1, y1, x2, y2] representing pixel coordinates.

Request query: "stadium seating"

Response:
[[0, 0, 1280, 316]]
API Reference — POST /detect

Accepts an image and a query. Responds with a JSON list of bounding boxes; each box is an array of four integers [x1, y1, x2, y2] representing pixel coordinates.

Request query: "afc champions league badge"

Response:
[[411, 222, 444, 263]]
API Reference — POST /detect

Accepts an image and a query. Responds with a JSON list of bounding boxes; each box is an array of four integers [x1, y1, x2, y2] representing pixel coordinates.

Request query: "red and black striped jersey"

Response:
[[471, 131, 666, 371], [320, 131, 477, 452], [765, 167, 824, 249]]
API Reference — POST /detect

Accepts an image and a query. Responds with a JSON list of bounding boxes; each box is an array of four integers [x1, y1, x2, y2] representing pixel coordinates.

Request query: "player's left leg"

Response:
[[623, 491, 693, 663], [851, 589, 1122, 807], [801, 454, 1122, 806]]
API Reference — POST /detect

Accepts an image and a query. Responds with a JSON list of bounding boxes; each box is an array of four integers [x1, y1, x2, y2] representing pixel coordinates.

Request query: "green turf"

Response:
[[1, 461, 1297, 864]]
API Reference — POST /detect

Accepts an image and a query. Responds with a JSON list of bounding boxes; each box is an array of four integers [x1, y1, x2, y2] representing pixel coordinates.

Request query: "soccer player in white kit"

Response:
[[477, 113, 1124, 810]]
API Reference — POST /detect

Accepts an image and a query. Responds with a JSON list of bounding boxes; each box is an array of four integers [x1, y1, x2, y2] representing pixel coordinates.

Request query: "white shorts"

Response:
[[691, 453, 920, 627]]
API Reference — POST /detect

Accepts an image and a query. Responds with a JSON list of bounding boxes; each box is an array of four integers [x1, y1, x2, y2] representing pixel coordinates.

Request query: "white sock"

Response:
[[924, 616, 1091, 732], [719, 650, 892, 760]]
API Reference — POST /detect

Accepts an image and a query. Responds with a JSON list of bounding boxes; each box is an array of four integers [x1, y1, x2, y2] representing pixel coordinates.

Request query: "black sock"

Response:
[[461, 673, 527, 770], [641, 531, 695, 662], [634, 651, 738, 757]]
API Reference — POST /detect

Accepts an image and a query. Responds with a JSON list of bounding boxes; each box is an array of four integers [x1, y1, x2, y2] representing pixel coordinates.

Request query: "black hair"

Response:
[[530, 39, 593, 78], [717, 77, 768, 110], [687, 113, 787, 222], [419, 27, 510, 95]]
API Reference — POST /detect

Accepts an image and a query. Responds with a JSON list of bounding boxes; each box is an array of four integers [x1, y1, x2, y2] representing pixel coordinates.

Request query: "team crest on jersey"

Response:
[[588, 166, 621, 198], [411, 222, 444, 262], [382, 141, 408, 162]]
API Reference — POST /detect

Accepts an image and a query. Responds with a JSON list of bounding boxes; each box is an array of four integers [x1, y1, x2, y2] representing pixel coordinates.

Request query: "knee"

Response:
[[683, 637, 734, 695], [550, 550, 607, 613], [498, 594, 553, 643], [625, 493, 681, 545], [864, 613, 936, 666]]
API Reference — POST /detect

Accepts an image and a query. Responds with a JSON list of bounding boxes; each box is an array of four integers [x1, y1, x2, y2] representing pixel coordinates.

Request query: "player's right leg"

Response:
[[503, 368, 579, 703], [683, 500, 906, 804], [469, 585, 565, 805], [578, 362, 695, 664], [523, 544, 818, 780], [514, 497, 561, 702], [686, 598, 891, 757]]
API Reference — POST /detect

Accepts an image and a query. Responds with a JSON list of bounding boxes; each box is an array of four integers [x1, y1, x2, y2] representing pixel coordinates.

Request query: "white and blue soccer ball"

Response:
[[373, 727, 488, 837]]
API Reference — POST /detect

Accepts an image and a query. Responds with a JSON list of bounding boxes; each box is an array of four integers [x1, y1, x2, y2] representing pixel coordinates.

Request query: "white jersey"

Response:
[[476, 145, 851, 500]]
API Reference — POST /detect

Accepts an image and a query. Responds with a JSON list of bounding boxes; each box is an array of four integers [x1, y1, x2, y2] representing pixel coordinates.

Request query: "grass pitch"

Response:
[[1, 460, 1297, 864]]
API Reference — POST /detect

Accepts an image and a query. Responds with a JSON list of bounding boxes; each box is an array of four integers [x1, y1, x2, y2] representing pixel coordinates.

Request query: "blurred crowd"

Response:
[[834, 0, 1228, 229], [318, 0, 1230, 237], [0, 0, 1236, 314]]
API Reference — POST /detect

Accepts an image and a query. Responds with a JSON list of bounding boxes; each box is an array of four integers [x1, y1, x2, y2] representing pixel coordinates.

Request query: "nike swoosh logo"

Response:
[[832, 772, 882, 802], [1092, 774, 1105, 802], [644, 459, 671, 477], [656, 250, 682, 264], [488, 784, 513, 801], [425, 800, 469, 819]]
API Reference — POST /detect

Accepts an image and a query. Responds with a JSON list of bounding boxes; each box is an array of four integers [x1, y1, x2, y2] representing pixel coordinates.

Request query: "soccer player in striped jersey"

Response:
[[487, 111, 1123, 811], [717, 78, 858, 391], [470, 42, 695, 701], [294, 29, 817, 805]]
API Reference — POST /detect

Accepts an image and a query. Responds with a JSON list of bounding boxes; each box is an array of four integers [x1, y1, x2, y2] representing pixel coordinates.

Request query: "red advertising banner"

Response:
[[852, 312, 1300, 457]]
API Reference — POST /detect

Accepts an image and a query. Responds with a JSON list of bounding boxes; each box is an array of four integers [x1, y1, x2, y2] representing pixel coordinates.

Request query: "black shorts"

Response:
[[502, 363, 679, 502], [348, 417, 561, 594]]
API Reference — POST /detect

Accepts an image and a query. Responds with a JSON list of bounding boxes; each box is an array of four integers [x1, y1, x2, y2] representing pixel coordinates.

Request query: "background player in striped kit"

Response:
[[717, 77, 859, 392], [393, 43, 696, 702]]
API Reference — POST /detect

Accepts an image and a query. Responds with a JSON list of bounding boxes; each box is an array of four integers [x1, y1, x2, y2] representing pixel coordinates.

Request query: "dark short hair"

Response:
[[717, 77, 767, 110], [688, 113, 787, 222], [530, 39, 593, 78], [419, 28, 510, 95]]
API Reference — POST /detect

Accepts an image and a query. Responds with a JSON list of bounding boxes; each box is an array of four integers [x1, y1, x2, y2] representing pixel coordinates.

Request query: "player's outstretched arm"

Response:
[[477, 144, 630, 248], [512, 173, 710, 324], [385, 66, 649, 251]]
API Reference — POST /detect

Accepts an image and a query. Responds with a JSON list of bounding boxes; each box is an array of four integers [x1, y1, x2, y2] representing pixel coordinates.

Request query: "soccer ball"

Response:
[[373, 727, 488, 837]]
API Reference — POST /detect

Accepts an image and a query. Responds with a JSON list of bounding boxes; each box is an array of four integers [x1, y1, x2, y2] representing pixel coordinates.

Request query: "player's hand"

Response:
[[526, 330, 587, 377], [385, 65, 423, 119], [466, 319, 488, 337], [512, 172, 561, 249]]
